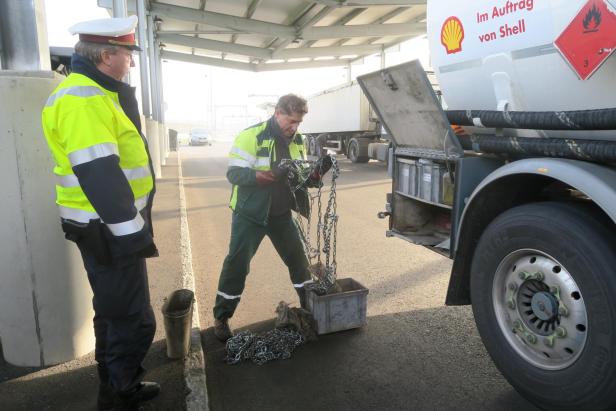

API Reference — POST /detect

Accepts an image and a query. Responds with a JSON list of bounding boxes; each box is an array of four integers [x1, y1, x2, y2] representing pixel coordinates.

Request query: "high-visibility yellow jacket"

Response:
[[41, 54, 155, 255], [227, 118, 308, 225]]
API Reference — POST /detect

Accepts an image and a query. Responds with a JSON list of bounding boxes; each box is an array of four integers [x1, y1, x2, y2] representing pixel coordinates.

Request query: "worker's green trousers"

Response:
[[213, 211, 311, 320]]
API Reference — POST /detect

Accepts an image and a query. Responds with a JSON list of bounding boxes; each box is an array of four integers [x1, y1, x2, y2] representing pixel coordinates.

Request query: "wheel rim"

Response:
[[492, 249, 588, 370]]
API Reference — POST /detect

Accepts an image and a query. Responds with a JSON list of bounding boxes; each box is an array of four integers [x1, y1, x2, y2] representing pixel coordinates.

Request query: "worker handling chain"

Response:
[[223, 156, 340, 365], [41, 16, 159, 411], [212, 94, 333, 342]]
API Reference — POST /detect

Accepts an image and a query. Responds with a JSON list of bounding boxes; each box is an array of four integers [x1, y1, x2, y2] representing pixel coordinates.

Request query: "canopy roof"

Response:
[[98, 0, 427, 71]]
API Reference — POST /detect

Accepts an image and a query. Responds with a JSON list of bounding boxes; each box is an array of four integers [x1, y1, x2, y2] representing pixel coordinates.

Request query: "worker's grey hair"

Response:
[[276, 94, 308, 115], [74, 41, 121, 65]]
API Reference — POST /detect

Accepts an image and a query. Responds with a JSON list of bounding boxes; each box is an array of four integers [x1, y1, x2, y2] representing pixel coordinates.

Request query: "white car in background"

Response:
[[189, 128, 212, 146]]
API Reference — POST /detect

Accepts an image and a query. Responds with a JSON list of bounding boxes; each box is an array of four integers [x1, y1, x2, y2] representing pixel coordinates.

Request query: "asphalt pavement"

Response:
[[182, 142, 540, 411]]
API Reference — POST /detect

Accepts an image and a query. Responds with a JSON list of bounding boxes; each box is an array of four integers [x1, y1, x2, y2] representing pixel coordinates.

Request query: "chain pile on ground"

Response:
[[225, 328, 306, 365]]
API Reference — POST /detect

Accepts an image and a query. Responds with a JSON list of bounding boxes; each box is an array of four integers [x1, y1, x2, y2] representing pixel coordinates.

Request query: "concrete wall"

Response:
[[0, 72, 95, 366]]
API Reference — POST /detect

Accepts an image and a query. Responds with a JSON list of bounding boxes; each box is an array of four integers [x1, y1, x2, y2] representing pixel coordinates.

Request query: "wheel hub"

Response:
[[517, 280, 560, 336], [492, 250, 588, 370]]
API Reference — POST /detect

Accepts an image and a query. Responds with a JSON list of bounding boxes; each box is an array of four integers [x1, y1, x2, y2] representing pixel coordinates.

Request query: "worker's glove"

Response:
[[255, 170, 276, 186], [271, 163, 290, 180], [316, 155, 333, 176], [307, 155, 334, 186]]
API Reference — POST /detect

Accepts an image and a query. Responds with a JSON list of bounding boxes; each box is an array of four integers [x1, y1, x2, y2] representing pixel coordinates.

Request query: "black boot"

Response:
[[214, 318, 233, 342], [115, 382, 160, 410]]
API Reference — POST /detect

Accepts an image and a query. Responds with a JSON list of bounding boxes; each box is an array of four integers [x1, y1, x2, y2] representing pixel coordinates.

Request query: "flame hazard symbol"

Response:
[[441, 16, 465, 54]]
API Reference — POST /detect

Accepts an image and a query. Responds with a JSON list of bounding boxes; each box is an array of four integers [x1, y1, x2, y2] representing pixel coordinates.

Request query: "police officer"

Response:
[[213, 94, 331, 342], [41, 16, 159, 410]]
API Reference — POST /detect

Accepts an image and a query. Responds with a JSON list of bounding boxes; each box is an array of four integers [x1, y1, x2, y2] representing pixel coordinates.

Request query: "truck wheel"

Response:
[[347, 138, 369, 163], [470, 202, 616, 410], [307, 136, 315, 156]]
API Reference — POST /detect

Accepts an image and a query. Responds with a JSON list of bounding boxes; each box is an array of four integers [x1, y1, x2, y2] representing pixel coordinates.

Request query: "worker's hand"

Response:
[[255, 170, 276, 186], [313, 155, 333, 179]]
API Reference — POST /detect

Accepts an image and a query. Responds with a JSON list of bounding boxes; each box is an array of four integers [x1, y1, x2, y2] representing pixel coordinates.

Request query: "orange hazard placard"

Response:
[[554, 0, 616, 80]]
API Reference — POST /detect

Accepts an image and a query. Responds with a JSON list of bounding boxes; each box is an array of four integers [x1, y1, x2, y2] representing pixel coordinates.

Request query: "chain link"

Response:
[[280, 156, 340, 295], [225, 328, 306, 365]]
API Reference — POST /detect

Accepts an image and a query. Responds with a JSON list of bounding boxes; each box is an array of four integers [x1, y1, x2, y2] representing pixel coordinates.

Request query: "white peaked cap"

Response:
[[69, 15, 138, 37]]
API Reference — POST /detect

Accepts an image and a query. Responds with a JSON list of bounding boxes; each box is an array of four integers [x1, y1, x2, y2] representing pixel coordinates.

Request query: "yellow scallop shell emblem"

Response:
[[441, 16, 465, 54]]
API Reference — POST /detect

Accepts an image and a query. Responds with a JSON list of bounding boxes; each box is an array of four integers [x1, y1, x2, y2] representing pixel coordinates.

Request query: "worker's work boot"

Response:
[[214, 318, 234, 342], [295, 288, 309, 310], [115, 382, 160, 410]]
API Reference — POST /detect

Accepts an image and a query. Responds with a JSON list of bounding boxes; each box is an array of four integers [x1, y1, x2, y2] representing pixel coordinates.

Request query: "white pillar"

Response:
[[0, 72, 95, 366], [145, 119, 162, 179], [158, 124, 167, 169]]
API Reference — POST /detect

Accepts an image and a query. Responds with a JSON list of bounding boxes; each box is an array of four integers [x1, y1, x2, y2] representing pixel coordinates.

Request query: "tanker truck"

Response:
[[357, 0, 616, 409], [300, 81, 390, 163]]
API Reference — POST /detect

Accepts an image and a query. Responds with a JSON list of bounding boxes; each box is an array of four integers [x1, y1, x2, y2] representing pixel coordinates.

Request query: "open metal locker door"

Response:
[[358, 60, 462, 251], [357, 59, 462, 160]]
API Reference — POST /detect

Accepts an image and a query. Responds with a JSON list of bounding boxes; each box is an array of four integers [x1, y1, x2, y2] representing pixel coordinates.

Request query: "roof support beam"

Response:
[[191, 0, 207, 56], [302, 7, 367, 48], [161, 50, 256, 71], [278, 44, 381, 58], [158, 30, 240, 35], [301, 21, 425, 39], [158, 33, 271, 59], [272, 5, 334, 56], [228, 0, 262, 55], [314, 0, 425, 6], [161, 50, 354, 71], [151, 2, 295, 37], [159, 33, 383, 59], [255, 59, 353, 71], [265, 2, 321, 52]]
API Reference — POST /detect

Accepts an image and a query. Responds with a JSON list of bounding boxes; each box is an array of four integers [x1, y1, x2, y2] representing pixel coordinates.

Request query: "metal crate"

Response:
[[307, 278, 369, 335]]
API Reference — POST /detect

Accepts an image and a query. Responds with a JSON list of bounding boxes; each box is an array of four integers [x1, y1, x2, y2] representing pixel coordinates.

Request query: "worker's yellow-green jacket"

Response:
[[227, 118, 308, 225], [41, 54, 155, 256]]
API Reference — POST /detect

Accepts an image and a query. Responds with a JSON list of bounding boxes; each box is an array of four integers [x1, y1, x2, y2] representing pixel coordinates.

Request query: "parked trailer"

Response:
[[301, 81, 390, 163], [358, 0, 616, 409]]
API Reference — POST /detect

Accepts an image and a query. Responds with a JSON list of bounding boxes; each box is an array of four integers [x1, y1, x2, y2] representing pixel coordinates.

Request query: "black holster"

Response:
[[61, 219, 112, 265]]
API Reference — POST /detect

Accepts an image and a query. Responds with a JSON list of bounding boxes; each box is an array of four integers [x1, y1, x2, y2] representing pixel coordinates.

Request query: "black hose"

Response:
[[457, 135, 616, 163], [446, 108, 616, 130]]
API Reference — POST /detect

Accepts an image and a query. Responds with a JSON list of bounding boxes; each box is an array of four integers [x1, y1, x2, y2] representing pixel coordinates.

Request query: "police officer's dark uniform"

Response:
[[41, 16, 159, 410]]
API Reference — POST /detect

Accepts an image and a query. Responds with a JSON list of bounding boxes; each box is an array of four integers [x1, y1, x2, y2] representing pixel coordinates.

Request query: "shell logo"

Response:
[[441, 16, 465, 54]]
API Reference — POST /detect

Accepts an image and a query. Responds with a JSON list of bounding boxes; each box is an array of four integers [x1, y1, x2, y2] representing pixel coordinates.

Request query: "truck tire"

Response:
[[347, 138, 370, 163], [307, 136, 315, 156], [470, 202, 616, 410]]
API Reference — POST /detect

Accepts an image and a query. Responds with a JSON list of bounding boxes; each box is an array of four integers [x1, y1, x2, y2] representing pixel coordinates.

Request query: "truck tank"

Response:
[[427, 0, 616, 140]]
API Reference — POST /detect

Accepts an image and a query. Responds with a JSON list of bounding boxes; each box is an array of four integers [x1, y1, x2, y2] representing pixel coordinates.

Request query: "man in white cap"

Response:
[[41, 16, 159, 411]]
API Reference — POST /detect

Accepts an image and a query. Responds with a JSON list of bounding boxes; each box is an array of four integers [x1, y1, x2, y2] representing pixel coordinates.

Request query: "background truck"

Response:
[[358, 0, 616, 409], [300, 81, 390, 163]]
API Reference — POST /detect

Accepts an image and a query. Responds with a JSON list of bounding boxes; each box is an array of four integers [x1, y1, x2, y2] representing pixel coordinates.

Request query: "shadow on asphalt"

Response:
[[201, 307, 539, 411], [0, 339, 185, 411]]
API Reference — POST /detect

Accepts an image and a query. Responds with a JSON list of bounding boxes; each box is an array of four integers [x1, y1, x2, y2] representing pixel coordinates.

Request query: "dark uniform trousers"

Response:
[[78, 243, 156, 393], [213, 211, 311, 320]]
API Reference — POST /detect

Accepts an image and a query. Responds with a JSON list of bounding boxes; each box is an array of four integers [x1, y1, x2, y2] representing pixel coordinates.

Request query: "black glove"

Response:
[[316, 155, 333, 175]]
